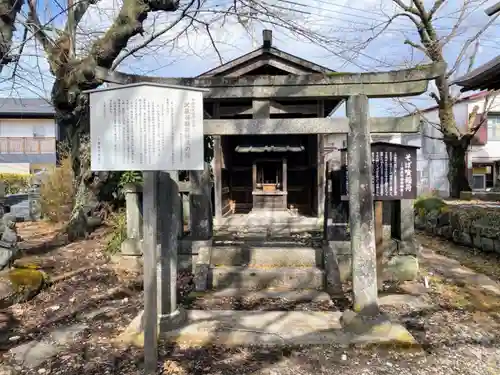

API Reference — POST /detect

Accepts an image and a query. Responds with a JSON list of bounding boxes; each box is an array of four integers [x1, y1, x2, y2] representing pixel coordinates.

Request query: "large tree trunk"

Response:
[[43, 0, 180, 239], [446, 140, 471, 199]]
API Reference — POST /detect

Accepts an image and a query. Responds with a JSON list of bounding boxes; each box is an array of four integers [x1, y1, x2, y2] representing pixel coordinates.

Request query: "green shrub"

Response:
[[105, 209, 127, 254], [39, 156, 74, 222], [0, 173, 32, 194], [414, 196, 447, 213]]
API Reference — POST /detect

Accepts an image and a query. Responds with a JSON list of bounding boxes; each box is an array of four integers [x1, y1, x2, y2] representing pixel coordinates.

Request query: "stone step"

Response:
[[213, 238, 322, 246], [209, 266, 325, 290], [210, 245, 322, 267], [184, 288, 334, 310]]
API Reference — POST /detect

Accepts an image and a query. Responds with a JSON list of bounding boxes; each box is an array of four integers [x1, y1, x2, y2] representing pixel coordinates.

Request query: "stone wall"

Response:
[[459, 191, 500, 202], [415, 198, 500, 254]]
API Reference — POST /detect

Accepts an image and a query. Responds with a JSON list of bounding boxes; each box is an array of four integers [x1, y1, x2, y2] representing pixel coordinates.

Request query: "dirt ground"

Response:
[[1, 222, 500, 374]]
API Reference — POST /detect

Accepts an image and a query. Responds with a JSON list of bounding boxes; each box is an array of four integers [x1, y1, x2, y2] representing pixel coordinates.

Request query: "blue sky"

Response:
[[1, 0, 500, 117]]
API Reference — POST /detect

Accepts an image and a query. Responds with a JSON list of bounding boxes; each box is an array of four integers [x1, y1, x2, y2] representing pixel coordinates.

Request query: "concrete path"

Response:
[[419, 245, 500, 296]]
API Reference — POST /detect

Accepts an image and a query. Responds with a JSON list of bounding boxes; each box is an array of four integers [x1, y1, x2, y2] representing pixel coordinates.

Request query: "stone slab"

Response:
[[203, 117, 419, 135], [9, 323, 88, 368], [209, 266, 324, 290], [210, 246, 321, 267], [120, 238, 142, 256], [190, 288, 332, 303], [0, 248, 15, 269], [117, 310, 418, 348]]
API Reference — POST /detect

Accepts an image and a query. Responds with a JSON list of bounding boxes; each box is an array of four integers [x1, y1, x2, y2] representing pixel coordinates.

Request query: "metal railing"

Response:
[[0, 137, 56, 153]]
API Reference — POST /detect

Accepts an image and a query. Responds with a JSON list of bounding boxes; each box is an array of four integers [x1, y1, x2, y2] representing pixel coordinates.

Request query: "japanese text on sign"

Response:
[[89, 84, 205, 171], [341, 144, 417, 200]]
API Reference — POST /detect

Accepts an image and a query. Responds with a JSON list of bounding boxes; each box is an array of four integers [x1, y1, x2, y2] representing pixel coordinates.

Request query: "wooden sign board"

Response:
[[341, 142, 419, 200], [86, 83, 206, 172]]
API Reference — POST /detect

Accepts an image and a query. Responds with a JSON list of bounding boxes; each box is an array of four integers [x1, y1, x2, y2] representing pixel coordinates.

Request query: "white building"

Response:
[[0, 98, 58, 174], [418, 91, 500, 194]]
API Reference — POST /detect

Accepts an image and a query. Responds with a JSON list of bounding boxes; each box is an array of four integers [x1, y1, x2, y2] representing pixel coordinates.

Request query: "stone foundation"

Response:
[[415, 209, 500, 254]]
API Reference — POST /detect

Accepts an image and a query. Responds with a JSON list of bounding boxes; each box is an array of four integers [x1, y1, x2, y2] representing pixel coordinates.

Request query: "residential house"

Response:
[[416, 91, 500, 194], [0, 98, 57, 174], [450, 2, 500, 191]]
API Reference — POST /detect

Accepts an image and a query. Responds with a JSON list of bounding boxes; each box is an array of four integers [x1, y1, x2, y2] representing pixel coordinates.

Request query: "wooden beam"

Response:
[[203, 116, 419, 135], [95, 63, 447, 99]]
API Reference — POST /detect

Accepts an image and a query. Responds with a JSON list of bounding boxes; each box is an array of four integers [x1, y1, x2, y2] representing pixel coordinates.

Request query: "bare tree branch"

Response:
[[446, 13, 500, 78], [111, 0, 196, 70], [27, 0, 54, 53], [0, 0, 24, 70], [429, 0, 446, 18]]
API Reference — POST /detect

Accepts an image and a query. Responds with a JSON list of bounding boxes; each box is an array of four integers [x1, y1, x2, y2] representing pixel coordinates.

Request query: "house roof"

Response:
[[0, 98, 54, 118], [414, 91, 490, 115], [486, 1, 500, 16], [453, 55, 500, 92], [198, 29, 336, 77], [453, 4, 500, 91]]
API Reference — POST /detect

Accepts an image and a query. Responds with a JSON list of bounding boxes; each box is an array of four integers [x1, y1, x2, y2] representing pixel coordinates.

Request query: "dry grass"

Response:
[[39, 156, 74, 223]]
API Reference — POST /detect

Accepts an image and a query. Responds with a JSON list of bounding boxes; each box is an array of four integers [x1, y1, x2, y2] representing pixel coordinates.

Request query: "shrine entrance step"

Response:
[[215, 212, 322, 234], [209, 266, 325, 290]]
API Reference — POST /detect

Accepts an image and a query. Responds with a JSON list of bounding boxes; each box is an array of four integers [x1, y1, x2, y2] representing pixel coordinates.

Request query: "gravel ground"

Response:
[[2, 225, 500, 374]]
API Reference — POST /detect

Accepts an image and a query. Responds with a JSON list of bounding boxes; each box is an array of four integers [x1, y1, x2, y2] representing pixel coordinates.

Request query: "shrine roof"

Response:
[[235, 145, 305, 153], [453, 55, 500, 92], [198, 29, 336, 78]]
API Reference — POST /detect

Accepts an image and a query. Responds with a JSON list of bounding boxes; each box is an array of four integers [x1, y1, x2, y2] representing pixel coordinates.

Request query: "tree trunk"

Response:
[[446, 141, 471, 198]]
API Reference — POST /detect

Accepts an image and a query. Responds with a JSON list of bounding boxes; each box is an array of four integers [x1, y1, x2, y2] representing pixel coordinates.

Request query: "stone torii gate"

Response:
[[96, 62, 445, 313]]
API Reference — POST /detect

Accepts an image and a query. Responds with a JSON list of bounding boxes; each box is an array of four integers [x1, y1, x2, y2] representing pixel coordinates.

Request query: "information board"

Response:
[[341, 142, 419, 200], [88, 83, 205, 171]]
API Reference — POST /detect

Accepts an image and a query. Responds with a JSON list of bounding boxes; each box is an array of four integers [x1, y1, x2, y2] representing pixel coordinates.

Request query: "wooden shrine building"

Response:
[[199, 30, 342, 218], [96, 32, 444, 316], [98, 30, 444, 227]]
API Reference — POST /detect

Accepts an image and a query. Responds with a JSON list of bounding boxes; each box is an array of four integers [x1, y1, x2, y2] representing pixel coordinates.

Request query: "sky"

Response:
[[1, 0, 499, 117]]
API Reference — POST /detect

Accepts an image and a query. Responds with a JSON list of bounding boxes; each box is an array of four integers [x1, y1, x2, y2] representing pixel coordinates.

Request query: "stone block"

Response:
[[194, 264, 209, 291], [494, 240, 500, 254], [0, 247, 16, 270], [110, 254, 143, 272], [397, 238, 421, 256], [323, 244, 343, 295], [437, 212, 451, 227], [159, 306, 188, 332], [383, 255, 419, 282], [481, 237, 495, 253], [210, 266, 325, 290], [120, 238, 142, 256], [473, 235, 482, 249], [453, 231, 472, 247]]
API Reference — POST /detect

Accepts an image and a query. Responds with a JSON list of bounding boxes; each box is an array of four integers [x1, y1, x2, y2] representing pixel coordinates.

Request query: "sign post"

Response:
[[85, 82, 207, 373], [340, 141, 420, 307]]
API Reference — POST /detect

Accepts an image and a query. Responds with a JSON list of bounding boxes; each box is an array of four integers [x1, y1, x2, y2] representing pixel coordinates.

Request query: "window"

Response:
[[32, 125, 46, 137], [487, 114, 500, 141], [472, 163, 494, 189], [472, 175, 486, 190]]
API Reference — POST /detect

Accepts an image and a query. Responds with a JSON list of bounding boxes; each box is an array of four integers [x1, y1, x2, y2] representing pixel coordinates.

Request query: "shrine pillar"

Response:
[[346, 94, 378, 314]]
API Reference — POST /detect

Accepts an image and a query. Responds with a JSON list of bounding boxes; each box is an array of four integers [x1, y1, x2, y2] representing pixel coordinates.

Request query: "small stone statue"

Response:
[[1, 213, 18, 245]]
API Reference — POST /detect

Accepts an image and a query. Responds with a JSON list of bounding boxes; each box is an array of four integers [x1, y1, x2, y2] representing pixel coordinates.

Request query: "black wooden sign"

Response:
[[340, 142, 419, 200]]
